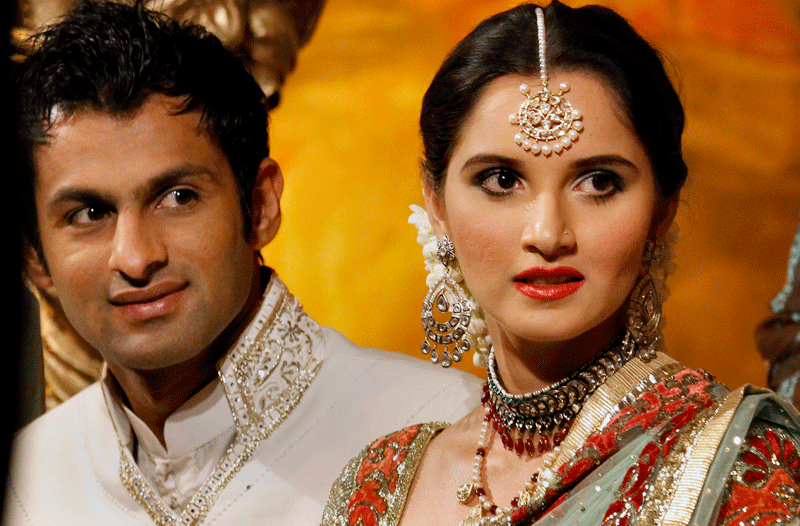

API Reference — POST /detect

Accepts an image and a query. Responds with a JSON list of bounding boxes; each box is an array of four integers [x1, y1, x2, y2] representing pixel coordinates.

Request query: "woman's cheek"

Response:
[[584, 218, 647, 285]]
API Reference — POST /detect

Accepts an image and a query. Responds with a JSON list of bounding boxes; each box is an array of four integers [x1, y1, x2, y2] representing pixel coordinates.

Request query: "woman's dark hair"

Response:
[[16, 0, 269, 254], [420, 1, 687, 200]]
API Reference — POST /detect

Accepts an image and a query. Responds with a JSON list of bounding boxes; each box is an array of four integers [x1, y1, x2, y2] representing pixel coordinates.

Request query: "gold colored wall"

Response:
[[265, 0, 800, 388]]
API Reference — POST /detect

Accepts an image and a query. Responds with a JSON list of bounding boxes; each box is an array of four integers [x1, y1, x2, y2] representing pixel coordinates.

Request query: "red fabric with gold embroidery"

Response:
[[519, 368, 722, 525], [346, 425, 423, 526], [328, 368, 800, 526], [716, 425, 800, 526]]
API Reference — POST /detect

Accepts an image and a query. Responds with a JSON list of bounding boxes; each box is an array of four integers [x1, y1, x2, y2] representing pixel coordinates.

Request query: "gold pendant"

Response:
[[458, 506, 485, 526], [456, 482, 475, 503], [510, 83, 582, 156]]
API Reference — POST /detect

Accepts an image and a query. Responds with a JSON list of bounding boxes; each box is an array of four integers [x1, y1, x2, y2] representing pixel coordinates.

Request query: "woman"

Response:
[[322, 3, 800, 525]]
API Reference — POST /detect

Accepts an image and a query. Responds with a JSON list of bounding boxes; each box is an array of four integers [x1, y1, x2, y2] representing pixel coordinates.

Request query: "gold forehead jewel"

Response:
[[509, 7, 583, 156]]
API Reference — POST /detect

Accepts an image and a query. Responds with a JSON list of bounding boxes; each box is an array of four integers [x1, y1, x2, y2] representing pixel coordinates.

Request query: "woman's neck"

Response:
[[490, 310, 625, 395]]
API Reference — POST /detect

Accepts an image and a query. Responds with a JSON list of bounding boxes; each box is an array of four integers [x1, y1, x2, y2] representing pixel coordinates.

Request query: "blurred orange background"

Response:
[[263, 0, 800, 389]]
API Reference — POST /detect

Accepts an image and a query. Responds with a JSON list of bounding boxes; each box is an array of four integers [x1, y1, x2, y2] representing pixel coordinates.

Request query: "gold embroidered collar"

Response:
[[104, 273, 324, 526]]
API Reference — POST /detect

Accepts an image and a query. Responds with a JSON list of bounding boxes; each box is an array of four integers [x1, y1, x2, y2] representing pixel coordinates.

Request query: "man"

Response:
[[7, 1, 481, 524], [14, 0, 328, 414]]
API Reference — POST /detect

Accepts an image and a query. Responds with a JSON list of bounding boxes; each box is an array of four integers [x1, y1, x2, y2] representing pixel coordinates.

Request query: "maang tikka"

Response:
[[421, 236, 472, 367], [509, 7, 583, 156]]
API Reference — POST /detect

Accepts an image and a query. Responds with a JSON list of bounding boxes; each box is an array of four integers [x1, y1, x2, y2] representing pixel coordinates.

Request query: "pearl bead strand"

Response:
[[537, 7, 548, 88], [457, 404, 561, 523]]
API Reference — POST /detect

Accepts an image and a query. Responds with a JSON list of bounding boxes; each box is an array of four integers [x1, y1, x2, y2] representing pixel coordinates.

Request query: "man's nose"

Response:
[[107, 212, 168, 284]]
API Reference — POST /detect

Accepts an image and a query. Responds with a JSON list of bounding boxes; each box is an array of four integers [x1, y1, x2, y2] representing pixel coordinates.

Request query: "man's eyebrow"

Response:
[[48, 187, 113, 208], [47, 165, 216, 208], [130, 166, 217, 201]]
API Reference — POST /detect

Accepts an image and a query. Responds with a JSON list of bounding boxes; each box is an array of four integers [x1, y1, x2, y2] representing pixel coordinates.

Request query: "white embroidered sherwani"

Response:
[[5, 273, 482, 525]]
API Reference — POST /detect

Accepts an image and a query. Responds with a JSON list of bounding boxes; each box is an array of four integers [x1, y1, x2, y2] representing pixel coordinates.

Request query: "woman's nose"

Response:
[[520, 197, 575, 258]]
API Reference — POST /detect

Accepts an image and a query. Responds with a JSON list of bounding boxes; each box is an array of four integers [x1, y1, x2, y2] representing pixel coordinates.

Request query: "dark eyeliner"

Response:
[[579, 170, 625, 201], [474, 167, 520, 197]]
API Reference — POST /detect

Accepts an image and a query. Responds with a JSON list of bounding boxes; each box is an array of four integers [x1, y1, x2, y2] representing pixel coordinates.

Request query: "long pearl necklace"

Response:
[[456, 401, 560, 525]]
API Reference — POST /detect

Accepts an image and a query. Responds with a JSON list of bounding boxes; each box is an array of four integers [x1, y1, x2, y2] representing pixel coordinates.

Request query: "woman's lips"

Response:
[[110, 281, 188, 321], [513, 267, 584, 301]]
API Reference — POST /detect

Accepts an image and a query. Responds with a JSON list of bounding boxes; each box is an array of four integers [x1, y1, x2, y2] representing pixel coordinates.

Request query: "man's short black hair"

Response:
[[16, 0, 270, 255]]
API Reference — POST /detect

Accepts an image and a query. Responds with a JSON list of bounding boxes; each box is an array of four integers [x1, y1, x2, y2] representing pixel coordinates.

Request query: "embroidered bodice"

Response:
[[322, 355, 800, 526]]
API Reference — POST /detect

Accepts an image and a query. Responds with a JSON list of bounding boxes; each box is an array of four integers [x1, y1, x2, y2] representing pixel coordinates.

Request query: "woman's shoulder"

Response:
[[321, 422, 447, 526], [709, 386, 800, 525], [355, 422, 448, 472]]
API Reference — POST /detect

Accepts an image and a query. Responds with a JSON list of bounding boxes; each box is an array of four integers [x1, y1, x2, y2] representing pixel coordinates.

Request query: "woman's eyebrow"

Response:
[[461, 154, 523, 172], [571, 154, 637, 171]]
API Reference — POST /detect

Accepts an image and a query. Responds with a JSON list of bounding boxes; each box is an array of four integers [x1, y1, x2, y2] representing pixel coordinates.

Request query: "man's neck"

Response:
[[109, 267, 269, 446], [109, 353, 219, 446]]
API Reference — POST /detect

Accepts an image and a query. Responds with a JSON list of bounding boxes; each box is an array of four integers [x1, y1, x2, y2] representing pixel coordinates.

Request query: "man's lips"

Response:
[[109, 281, 188, 321], [109, 281, 188, 306], [514, 267, 584, 300]]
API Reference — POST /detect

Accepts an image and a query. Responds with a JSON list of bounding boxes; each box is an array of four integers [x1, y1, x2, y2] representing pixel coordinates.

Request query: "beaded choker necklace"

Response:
[[456, 337, 633, 524], [486, 336, 632, 457]]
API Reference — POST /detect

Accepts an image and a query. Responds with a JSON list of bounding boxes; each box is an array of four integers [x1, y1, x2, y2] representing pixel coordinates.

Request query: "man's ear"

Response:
[[248, 158, 284, 250], [24, 239, 53, 292], [422, 179, 449, 239], [651, 193, 679, 238]]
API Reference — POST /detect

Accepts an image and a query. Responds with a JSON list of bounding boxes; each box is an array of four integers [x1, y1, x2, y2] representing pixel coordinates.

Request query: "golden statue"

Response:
[[16, 0, 325, 104]]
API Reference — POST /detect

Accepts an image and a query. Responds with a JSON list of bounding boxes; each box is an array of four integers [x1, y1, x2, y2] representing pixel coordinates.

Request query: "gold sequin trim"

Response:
[[528, 353, 680, 507], [656, 387, 745, 526], [111, 277, 324, 526]]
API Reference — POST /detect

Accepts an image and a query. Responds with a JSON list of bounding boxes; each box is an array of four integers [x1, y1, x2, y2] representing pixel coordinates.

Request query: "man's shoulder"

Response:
[[14, 381, 102, 448], [319, 326, 482, 386], [6, 383, 111, 525], [313, 327, 482, 425]]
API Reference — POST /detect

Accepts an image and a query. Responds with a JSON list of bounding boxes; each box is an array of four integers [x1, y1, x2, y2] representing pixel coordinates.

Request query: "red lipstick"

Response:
[[514, 267, 584, 301]]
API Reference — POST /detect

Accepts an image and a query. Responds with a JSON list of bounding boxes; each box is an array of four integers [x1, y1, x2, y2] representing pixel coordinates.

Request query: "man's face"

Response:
[[30, 95, 262, 372]]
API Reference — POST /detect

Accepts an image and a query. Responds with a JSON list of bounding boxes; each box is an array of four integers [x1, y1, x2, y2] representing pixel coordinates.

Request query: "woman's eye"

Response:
[[573, 171, 623, 198], [478, 168, 523, 195], [158, 188, 198, 209]]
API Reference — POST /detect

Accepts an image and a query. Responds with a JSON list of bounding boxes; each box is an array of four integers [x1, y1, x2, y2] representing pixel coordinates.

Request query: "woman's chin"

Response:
[[493, 313, 625, 354]]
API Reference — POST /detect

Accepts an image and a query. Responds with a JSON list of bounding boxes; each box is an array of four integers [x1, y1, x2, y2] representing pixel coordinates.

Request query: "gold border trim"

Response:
[[387, 423, 447, 526], [105, 276, 324, 526], [531, 353, 679, 502], [659, 386, 745, 526]]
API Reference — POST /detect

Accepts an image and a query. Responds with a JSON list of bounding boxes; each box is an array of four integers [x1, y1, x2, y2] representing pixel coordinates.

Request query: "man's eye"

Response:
[[478, 168, 523, 196], [158, 189, 198, 208], [68, 205, 110, 225]]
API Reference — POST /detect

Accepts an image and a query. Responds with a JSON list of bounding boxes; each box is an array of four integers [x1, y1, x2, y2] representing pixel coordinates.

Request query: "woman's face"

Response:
[[425, 72, 675, 352]]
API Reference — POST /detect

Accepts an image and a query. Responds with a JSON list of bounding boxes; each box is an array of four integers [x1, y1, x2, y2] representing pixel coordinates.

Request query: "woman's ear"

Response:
[[422, 179, 449, 239], [248, 158, 284, 250], [652, 193, 679, 238]]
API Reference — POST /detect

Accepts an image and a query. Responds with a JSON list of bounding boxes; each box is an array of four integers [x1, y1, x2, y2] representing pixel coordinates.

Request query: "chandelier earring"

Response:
[[420, 236, 472, 367], [623, 239, 665, 362], [409, 205, 491, 368]]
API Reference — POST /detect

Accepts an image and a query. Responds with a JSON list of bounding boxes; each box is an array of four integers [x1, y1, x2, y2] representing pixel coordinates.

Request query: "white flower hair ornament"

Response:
[[409, 205, 491, 368]]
